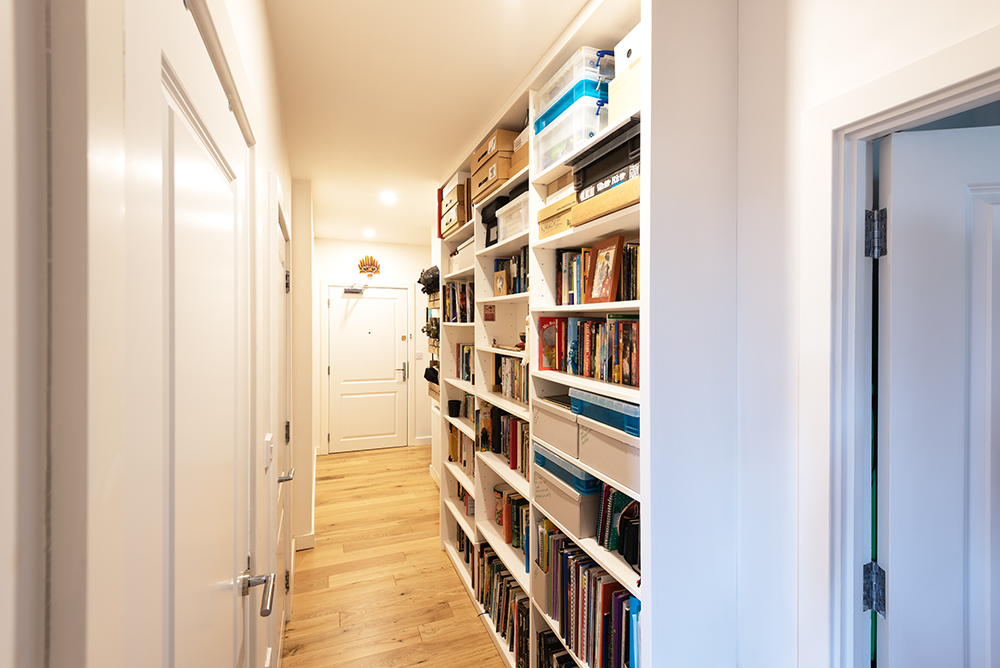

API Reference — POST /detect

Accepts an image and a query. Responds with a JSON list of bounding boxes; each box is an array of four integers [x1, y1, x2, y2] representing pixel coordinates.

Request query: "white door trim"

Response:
[[319, 279, 417, 454], [799, 24, 1000, 667]]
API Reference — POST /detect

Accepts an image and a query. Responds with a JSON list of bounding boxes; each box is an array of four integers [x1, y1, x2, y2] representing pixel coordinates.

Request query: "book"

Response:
[[538, 317, 560, 370]]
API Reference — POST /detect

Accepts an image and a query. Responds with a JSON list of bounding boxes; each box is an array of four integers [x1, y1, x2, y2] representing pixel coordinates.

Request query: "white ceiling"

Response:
[[264, 0, 594, 245]]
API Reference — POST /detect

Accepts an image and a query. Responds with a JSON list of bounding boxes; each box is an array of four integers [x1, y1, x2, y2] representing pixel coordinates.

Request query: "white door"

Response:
[[159, 4, 252, 667], [874, 126, 1000, 666], [329, 287, 409, 452]]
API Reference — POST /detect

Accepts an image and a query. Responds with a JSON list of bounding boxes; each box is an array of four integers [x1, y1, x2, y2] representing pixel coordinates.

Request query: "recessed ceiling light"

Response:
[[380, 191, 397, 205], [363, 228, 375, 238]]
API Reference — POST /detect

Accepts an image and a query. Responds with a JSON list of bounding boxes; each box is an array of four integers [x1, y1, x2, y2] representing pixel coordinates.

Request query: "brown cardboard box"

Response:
[[471, 153, 512, 204], [470, 128, 519, 175], [538, 208, 574, 239], [538, 192, 577, 222], [548, 171, 575, 197], [441, 200, 468, 230], [571, 176, 640, 227], [510, 143, 528, 174], [441, 183, 465, 216]]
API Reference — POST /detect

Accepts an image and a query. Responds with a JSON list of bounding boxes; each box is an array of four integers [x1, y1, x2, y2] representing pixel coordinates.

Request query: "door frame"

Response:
[[320, 280, 417, 455], [798, 25, 1000, 667]]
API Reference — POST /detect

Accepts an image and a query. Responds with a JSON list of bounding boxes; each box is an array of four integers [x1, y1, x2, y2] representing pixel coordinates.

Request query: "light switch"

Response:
[[415, 351, 423, 360], [264, 433, 274, 469]]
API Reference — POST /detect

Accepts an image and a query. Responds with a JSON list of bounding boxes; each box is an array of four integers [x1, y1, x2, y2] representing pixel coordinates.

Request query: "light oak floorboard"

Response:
[[283, 446, 504, 668]]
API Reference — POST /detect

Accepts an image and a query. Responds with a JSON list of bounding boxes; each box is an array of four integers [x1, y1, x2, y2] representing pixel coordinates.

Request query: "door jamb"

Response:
[[320, 280, 416, 455], [799, 25, 1000, 667]]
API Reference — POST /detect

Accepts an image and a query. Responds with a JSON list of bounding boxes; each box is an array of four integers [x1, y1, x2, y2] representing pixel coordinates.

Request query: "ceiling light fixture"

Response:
[[363, 228, 375, 238], [380, 190, 397, 205]]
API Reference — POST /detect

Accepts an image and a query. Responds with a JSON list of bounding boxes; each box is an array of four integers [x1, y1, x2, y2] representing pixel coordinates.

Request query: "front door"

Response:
[[872, 126, 1000, 666], [328, 286, 409, 452]]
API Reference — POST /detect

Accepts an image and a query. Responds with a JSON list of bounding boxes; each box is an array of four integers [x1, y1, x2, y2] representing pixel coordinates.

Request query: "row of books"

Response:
[[478, 403, 531, 481], [537, 630, 577, 668], [456, 524, 473, 565], [554, 239, 639, 306], [447, 424, 476, 477], [596, 484, 639, 572], [536, 520, 640, 668], [492, 353, 529, 404], [493, 484, 531, 573], [456, 343, 474, 383], [457, 482, 475, 518], [537, 315, 640, 388], [475, 544, 531, 667], [443, 280, 474, 323], [493, 246, 529, 297]]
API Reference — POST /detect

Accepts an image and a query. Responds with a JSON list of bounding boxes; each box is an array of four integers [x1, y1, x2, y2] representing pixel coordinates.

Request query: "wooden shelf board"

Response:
[[443, 264, 475, 281], [445, 414, 476, 440], [444, 459, 477, 496], [532, 369, 639, 403], [479, 345, 527, 360], [444, 376, 476, 394], [476, 228, 531, 259], [481, 291, 530, 305], [477, 518, 531, 593], [532, 107, 642, 187], [444, 496, 477, 539], [478, 390, 531, 421], [531, 500, 640, 597], [478, 450, 531, 499], [533, 203, 640, 250], [530, 300, 641, 314], [442, 320, 474, 327]]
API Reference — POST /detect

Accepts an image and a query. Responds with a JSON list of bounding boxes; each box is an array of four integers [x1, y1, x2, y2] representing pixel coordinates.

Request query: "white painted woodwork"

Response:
[[875, 127, 1000, 666], [329, 287, 409, 452]]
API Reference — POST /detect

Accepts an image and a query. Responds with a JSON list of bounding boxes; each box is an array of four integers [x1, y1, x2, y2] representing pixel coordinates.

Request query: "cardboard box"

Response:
[[538, 192, 577, 222], [470, 128, 519, 176], [471, 153, 512, 204], [577, 415, 640, 493], [534, 467, 600, 539], [614, 23, 642, 76], [538, 208, 574, 239], [441, 200, 468, 230], [533, 403, 578, 458], [513, 126, 530, 152], [441, 183, 465, 216], [510, 143, 528, 174], [608, 59, 641, 125], [571, 176, 640, 227]]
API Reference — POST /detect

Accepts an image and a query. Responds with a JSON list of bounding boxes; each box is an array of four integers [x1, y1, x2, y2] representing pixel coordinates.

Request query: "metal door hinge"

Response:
[[285, 420, 290, 444], [865, 208, 888, 259], [863, 560, 886, 617], [285, 270, 290, 293], [327, 433, 330, 443], [327, 365, 330, 375], [285, 569, 290, 593]]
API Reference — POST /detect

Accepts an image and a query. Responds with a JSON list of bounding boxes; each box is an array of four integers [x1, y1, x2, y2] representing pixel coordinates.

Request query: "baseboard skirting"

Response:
[[294, 532, 315, 550], [428, 464, 440, 488]]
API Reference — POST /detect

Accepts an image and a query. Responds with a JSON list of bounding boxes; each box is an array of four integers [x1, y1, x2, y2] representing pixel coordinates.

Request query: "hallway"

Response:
[[282, 446, 504, 667]]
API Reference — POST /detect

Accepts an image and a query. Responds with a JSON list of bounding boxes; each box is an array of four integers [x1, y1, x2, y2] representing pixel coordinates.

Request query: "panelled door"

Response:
[[871, 126, 1000, 666], [328, 287, 409, 452]]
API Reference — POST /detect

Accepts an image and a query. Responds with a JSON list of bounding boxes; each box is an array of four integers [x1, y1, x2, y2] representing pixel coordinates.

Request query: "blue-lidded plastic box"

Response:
[[533, 78, 609, 135], [568, 388, 640, 436], [533, 441, 601, 495], [533, 47, 615, 122]]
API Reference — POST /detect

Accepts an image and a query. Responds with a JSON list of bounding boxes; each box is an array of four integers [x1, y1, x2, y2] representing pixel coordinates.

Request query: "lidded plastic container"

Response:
[[568, 388, 640, 436], [534, 440, 602, 494], [533, 96, 608, 173], [533, 47, 615, 132]]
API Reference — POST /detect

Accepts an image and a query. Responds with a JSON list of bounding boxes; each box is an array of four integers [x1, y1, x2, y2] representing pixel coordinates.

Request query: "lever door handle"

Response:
[[395, 361, 407, 382], [278, 468, 295, 484], [240, 570, 275, 617]]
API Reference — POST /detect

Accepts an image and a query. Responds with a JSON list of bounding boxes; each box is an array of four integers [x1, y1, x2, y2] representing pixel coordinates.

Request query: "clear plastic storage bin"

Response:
[[568, 388, 640, 436], [533, 96, 608, 173], [497, 192, 529, 242], [533, 47, 614, 127]]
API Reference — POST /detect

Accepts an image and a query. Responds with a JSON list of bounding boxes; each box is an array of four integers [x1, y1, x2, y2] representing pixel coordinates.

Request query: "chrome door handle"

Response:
[[396, 361, 407, 382], [278, 468, 295, 484], [240, 570, 275, 617]]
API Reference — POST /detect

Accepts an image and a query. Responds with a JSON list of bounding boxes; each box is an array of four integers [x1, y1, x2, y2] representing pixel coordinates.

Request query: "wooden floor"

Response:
[[282, 446, 504, 668]]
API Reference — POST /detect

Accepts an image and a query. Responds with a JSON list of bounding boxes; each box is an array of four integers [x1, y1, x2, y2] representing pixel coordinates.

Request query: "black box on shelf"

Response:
[[568, 118, 640, 203], [480, 195, 509, 248]]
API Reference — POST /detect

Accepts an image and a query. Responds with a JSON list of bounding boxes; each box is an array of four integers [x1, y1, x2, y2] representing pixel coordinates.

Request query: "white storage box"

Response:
[[533, 96, 608, 173], [497, 192, 529, 242], [450, 237, 474, 273], [534, 467, 601, 538], [532, 400, 578, 458], [533, 46, 615, 125], [577, 415, 640, 493]]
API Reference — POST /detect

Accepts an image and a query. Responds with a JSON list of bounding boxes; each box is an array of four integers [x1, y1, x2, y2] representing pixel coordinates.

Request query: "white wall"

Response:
[[0, 1, 46, 666], [292, 180, 317, 547], [737, 2, 1000, 666], [314, 238, 433, 446]]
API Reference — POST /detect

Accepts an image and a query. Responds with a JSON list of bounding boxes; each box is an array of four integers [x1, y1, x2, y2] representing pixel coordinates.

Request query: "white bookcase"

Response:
[[436, 7, 644, 667]]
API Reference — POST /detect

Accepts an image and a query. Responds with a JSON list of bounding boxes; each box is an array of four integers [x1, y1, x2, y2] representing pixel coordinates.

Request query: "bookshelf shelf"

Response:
[[478, 390, 530, 422], [532, 204, 641, 251], [530, 300, 641, 314], [481, 291, 529, 305], [534, 504, 640, 598], [476, 228, 530, 259], [444, 460, 477, 497], [442, 220, 474, 244], [477, 517, 531, 593], [477, 599, 518, 668], [532, 369, 640, 403], [478, 450, 530, 499], [445, 414, 476, 440], [531, 106, 642, 187], [444, 496, 477, 539], [444, 377, 476, 395], [443, 264, 475, 281], [532, 601, 587, 668], [442, 321, 474, 328], [479, 345, 527, 360], [444, 542, 474, 597]]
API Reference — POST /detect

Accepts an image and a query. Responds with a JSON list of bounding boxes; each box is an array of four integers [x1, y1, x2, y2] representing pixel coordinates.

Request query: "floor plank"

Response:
[[282, 446, 504, 668]]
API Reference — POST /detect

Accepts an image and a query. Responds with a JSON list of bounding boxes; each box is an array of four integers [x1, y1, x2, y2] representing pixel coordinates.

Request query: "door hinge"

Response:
[[327, 365, 330, 375], [327, 433, 330, 443], [285, 270, 290, 293], [865, 208, 888, 259], [285, 569, 290, 593], [863, 560, 886, 617], [285, 420, 290, 444]]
